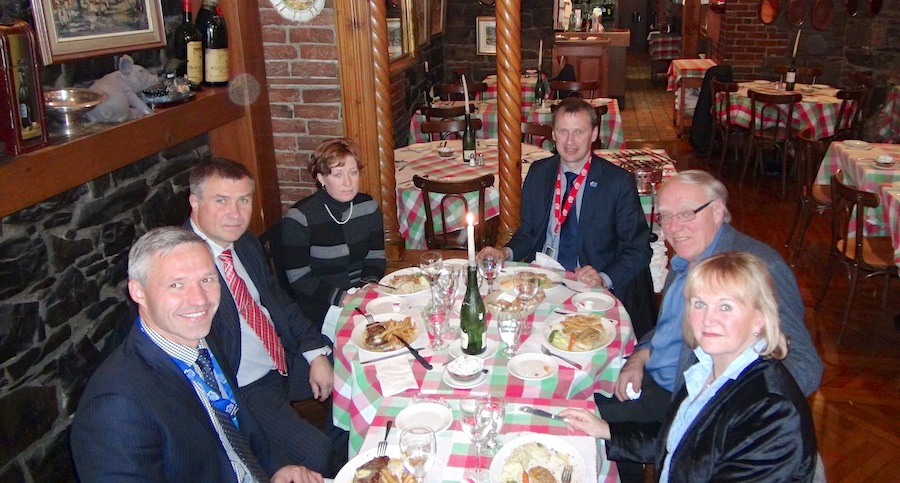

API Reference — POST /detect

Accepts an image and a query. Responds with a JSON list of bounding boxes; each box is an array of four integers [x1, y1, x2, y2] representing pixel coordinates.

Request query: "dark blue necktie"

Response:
[[558, 171, 579, 271]]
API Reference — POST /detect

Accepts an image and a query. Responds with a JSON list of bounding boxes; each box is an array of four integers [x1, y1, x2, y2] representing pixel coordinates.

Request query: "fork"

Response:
[[377, 420, 393, 456], [355, 307, 376, 326], [561, 464, 573, 483], [540, 345, 583, 370]]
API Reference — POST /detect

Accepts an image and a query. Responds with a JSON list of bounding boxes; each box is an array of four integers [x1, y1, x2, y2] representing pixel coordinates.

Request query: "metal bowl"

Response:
[[44, 88, 107, 136]]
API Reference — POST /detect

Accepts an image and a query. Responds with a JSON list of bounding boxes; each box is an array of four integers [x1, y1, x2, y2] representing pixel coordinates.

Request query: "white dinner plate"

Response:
[[395, 402, 453, 434], [377, 267, 430, 297], [843, 140, 872, 149], [442, 366, 489, 389], [534, 106, 552, 114], [496, 267, 562, 293], [571, 292, 616, 313], [543, 314, 617, 355], [448, 338, 499, 360], [489, 433, 587, 483], [873, 162, 897, 170], [593, 98, 613, 105], [365, 297, 410, 316], [351, 313, 425, 358], [406, 144, 431, 153], [507, 353, 558, 381], [333, 447, 407, 483]]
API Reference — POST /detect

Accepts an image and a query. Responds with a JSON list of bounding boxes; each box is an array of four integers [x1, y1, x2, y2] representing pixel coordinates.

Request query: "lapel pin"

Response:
[[589, 181, 598, 188]]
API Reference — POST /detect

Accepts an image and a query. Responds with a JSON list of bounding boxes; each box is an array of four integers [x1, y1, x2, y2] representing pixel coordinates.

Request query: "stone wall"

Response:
[[0, 137, 207, 481]]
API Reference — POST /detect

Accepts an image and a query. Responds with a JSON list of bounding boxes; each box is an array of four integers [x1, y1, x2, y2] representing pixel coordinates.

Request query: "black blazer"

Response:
[[607, 358, 817, 482], [71, 323, 279, 482]]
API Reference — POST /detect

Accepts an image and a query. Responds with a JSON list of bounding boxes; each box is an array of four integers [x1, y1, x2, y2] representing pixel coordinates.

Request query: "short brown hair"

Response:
[[189, 158, 254, 198], [308, 138, 365, 184], [551, 97, 598, 129]]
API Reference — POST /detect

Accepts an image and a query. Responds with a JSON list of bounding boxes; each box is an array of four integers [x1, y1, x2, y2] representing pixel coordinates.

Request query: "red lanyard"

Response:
[[552, 159, 592, 234]]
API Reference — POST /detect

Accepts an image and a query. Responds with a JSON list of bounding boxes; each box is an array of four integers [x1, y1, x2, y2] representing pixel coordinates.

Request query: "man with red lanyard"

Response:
[[480, 97, 656, 337]]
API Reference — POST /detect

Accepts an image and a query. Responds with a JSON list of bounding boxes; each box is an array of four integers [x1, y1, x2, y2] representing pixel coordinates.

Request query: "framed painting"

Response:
[[415, 0, 430, 47], [388, 18, 403, 58], [389, 0, 416, 74], [430, 0, 446, 37], [32, 0, 166, 65], [476, 17, 497, 55]]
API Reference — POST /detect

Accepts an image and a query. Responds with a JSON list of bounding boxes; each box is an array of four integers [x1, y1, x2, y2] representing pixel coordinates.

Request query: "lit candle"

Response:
[[466, 213, 476, 265], [425, 61, 429, 73], [538, 40, 543, 70], [792, 30, 801, 58], [462, 74, 470, 114]]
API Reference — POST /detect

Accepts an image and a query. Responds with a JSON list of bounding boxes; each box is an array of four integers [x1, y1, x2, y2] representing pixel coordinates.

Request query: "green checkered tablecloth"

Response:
[[728, 82, 852, 141]]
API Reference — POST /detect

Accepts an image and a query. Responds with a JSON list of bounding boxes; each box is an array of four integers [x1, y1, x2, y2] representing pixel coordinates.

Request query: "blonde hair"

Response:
[[682, 251, 787, 359]]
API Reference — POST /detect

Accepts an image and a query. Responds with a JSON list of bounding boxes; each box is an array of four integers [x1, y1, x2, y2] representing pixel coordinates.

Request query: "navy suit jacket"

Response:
[[209, 232, 326, 402], [70, 323, 279, 482]]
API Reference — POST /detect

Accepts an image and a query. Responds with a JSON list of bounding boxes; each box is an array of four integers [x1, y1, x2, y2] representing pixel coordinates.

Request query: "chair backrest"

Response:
[[412, 174, 496, 250], [550, 80, 600, 99], [420, 118, 483, 141], [747, 89, 802, 143], [419, 104, 469, 121], [845, 72, 874, 138], [440, 82, 488, 101], [258, 221, 291, 291], [795, 128, 829, 199], [521, 121, 555, 151], [774, 65, 824, 84], [830, 170, 881, 266], [832, 88, 866, 141], [710, 78, 739, 126]]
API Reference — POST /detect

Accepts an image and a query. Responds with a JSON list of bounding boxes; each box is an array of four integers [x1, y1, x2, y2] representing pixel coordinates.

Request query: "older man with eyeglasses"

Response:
[[596, 170, 822, 483]]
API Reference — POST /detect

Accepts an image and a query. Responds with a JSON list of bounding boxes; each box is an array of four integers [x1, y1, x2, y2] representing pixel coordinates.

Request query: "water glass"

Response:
[[514, 270, 540, 304], [422, 302, 449, 350], [476, 395, 506, 456], [419, 251, 443, 301], [433, 267, 460, 310], [399, 425, 436, 483], [459, 397, 491, 482], [496, 310, 522, 357], [477, 253, 502, 293]]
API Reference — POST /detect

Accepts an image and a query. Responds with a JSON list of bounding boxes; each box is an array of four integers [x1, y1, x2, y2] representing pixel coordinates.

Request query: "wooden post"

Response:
[[681, 0, 701, 58], [495, 0, 523, 247]]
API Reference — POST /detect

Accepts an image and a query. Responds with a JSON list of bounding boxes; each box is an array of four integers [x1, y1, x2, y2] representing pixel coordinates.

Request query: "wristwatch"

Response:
[[269, 0, 325, 22]]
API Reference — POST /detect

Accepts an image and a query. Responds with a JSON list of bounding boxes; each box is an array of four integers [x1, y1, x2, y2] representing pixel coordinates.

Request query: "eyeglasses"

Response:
[[656, 200, 714, 225]]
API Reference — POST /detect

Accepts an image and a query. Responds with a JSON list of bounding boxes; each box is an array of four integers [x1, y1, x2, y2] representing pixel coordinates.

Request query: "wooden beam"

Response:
[[495, 0, 523, 247], [681, 0, 702, 58]]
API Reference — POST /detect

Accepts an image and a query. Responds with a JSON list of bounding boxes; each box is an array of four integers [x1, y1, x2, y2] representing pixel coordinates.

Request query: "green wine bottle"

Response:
[[534, 73, 545, 108], [462, 113, 476, 163], [460, 266, 487, 355]]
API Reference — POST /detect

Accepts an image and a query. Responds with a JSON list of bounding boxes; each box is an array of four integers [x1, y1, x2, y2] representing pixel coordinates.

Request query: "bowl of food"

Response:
[[484, 289, 545, 318], [544, 313, 616, 355], [437, 146, 455, 158], [447, 355, 485, 381]]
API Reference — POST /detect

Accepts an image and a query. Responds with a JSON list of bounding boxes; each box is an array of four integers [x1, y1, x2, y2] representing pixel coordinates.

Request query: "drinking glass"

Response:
[[514, 270, 540, 306], [419, 251, 443, 302], [459, 396, 491, 482], [399, 425, 436, 483], [477, 253, 502, 293], [476, 395, 506, 455], [422, 302, 449, 350], [496, 310, 522, 357], [433, 267, 459, 310]]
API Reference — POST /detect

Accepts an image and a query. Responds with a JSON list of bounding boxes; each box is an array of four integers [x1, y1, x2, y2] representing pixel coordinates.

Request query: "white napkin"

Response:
[[534, 252, 565, 271], [375, 356, 418, 397]]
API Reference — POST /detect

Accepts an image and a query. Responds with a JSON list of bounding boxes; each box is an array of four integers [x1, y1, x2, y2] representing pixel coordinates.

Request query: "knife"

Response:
[[395, 335, 433, 370], [360, 348, 426, 365], [520, 406, 567, 422]]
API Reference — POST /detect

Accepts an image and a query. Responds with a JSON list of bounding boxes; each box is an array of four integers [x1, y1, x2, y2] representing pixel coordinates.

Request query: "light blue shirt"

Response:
[[643, 225, 725, 391], [658, 341, 765, 482]]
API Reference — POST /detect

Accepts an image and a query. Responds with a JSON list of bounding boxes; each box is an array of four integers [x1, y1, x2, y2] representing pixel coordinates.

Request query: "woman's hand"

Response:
[[559, 408, 611, 440], [614, 348, 649, 401]]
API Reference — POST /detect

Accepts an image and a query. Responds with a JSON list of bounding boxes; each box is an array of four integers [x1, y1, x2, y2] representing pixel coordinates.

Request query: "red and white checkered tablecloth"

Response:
[[724, 82, 852, 140], [879, 185, 900, 268], [648, 32, 681, 62], [876, 85, 900, 143], [483, 73, 540, 107], [816, 142, 900, 237], [666, 58, 716, 92], [349, 395, 620, 482]]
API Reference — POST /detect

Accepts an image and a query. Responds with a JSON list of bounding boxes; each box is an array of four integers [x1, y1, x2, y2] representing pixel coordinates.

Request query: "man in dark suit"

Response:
[[187, 158, 344, 476], [480, 97, 656, 336], [71, 227, 323, 482]]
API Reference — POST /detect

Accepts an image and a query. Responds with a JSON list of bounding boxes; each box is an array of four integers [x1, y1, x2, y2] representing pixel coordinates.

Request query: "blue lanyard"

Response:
[[171, 353, 241, 428]]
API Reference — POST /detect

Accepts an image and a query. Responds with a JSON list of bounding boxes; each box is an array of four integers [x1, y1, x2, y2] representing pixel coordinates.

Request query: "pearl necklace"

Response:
[[324, 202, 353, 225]]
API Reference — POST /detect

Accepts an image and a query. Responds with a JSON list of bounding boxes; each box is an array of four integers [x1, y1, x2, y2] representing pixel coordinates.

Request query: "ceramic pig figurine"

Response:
[[85, 55, 159, 123]]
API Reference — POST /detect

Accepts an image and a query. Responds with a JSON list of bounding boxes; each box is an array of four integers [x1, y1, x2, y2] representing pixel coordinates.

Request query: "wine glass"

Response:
[[419, 252, 443, 302], [459, 396, 491, 482], [476, 395, 506, 456], [422, 302, 449, 350], [399, 425, 436, 483], [433, 267, 459, 310], [496, 310, 522, 357], [514, 271, 540, 307], [477, 253, 502, 293]]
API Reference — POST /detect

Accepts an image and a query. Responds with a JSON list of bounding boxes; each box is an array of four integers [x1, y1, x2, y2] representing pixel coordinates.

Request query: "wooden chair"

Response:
[[550, 80, 600, 99], [258, 221, 291, 291], [831, 88, 867, 141], [774, 65, 824, 84], [815, 170, 897, 344], [846, 71, 874, 139], [521, 121, 555, 151], [784, 128, 832, 266], [440, 82, 488, 102], [420, 118, 482, 141], [709, 78, 748, 175], [419, 104, 471, 121], [740, 89, 802, 195], [412, 174, 497, 250]]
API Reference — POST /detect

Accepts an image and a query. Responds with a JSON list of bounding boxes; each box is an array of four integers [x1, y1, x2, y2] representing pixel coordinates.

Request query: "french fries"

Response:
[[377, 465, 416, 483], [364, 317, 417, 351]]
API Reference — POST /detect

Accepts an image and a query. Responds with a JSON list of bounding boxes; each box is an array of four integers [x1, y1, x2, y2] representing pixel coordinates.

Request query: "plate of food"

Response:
[[333, 447, 416, 483], [543, 313, 616, 355], [497, 267, 562, 293], [507, 353, 558, 381], [351, 313, 424, 358], [570, 292, 616, 313], [395, 401, 453, 434], [490, 433, 586, 483], [377, 268, 430, 297], [484, 289, 545, 318]]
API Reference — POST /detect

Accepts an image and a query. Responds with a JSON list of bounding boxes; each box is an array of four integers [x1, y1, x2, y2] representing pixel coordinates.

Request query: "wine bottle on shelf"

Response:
[[785, 59, 797, 92], [460, 266, 487, 355], [195, 0, 218, 49], [17, 68, 33, 130], [173, 0, 203, 84], [462, 113, 476, 164], [534, 72, 546, 108], [203, 5, 229, 86]]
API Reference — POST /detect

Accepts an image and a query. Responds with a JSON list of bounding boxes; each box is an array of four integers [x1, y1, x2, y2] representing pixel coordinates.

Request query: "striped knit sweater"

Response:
[[281, 190, 385, 326]]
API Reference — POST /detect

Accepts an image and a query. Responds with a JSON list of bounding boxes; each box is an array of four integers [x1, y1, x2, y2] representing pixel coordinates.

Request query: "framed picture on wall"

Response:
[[32, 0, 165, 65], [388, 18, 403, 58], [476, 17, 497, 55], [430, 0, 446, 37], [415, 0, 430, 47]]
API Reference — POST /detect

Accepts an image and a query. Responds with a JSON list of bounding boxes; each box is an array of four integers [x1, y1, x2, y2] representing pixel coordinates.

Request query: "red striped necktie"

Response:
[[218, 249, 287, 375]]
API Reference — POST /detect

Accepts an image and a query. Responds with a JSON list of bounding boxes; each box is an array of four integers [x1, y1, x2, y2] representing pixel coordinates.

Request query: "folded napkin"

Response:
[[375, 356, 418, 397], [534, 252, 565, 271]]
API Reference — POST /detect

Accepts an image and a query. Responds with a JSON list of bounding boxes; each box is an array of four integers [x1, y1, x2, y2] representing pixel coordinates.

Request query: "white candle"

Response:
[[466, 213, 476, 265], [538, 40, 543, 70], [792, 30, 801, 58], [425, 61, 429, 73], [462, 74, 470, 114]]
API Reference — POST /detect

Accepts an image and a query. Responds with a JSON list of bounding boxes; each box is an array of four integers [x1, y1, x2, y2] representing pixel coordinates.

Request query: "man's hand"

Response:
[[574, 265, 605, 288], [271, 465, 323, 483], [614, 348, 650, 401], [478, 246, 508, 262], [308, 355, 333, 402]]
